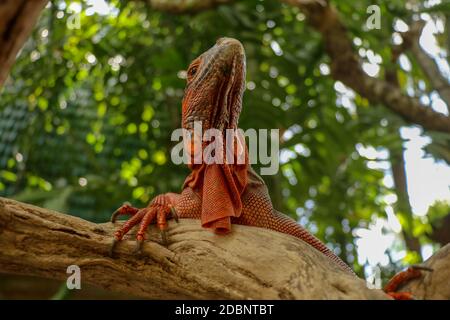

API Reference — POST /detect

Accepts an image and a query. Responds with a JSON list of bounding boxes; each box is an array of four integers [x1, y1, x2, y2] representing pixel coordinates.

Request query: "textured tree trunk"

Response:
[[0, 0, 49, 86], [0, 196, 383, 299], [1, 197, 449, 299]]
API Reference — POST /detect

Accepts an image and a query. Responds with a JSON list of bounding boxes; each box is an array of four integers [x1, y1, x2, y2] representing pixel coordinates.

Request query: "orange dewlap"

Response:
[[201, 163, 247, 233], [184, 147, 248, 234]]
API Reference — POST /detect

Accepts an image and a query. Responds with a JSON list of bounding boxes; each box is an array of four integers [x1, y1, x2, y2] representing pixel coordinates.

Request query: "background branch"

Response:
[[282, 0, 450, 134], [143, 0, 234, 14], [0, 0, 49, 86], [399, 20, 450, 112], [1, 0, 449, 134]]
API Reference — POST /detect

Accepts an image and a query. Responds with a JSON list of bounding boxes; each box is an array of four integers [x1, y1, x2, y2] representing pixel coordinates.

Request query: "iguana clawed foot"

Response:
[[108, 194, 179, 257], [384, 265, 433, 300]]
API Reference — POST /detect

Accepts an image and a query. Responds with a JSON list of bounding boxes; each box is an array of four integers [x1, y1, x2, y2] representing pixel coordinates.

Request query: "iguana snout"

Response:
[[182, 37, 246, 132]]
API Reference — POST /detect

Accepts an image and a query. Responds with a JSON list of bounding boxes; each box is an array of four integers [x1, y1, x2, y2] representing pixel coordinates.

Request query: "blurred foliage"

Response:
[[0, 0, 449, 282]]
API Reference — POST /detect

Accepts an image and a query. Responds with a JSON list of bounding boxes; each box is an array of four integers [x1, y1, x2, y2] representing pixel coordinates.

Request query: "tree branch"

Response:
[[143, 0, 234, 14], [1, 197, 449, 299], [429, 213, 450, 247], [0, 196, 390, 299], [0, 0, 233, 88], [282, 0, 450, 134], [385, 69, 421, 254], [399, 20, 450, 112], [0, 0, 49, 87]]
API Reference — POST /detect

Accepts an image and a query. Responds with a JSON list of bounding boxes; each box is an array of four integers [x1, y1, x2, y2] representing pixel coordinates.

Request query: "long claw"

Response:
[[110, 202, 135, 223], [170, 206, 179, 223], [161, 229, 168, 245], [110, 209, 120, 223], [109, 238, 118, 257], [134, 239, 144, 255], [411, 265, 433, 272]]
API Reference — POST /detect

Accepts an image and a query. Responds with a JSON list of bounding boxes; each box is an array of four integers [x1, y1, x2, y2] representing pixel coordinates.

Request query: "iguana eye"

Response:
[[186, 59, 201, 82], [188, 66, 198, 77]]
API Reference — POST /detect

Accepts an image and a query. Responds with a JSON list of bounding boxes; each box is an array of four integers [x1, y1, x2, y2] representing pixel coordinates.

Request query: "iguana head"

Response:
[[180, 38, 248, 235], [181, 37, 246, 132]]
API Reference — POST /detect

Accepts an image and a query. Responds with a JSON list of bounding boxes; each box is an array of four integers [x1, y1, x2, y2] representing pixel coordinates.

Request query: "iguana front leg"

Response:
[[109, 192, 181, 256]]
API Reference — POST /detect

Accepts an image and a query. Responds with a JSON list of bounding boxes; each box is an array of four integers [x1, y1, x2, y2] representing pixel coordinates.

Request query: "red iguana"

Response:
[[109, 37, 425, 298]]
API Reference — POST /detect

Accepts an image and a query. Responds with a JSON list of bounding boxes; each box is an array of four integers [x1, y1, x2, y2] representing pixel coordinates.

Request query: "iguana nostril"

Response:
[[216, 37, 244, 56]]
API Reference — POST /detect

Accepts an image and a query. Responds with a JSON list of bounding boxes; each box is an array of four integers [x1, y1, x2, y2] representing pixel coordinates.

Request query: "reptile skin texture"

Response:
[[110, 37, 355, 275]]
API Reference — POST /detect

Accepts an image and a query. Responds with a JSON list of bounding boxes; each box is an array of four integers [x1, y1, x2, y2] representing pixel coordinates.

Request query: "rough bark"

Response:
[[0, 0, 49, 86], [1, 197, 449, 299], [0, 196, 390, 300], [282, 0, 450, 134], [0, 274, 138, 299]]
